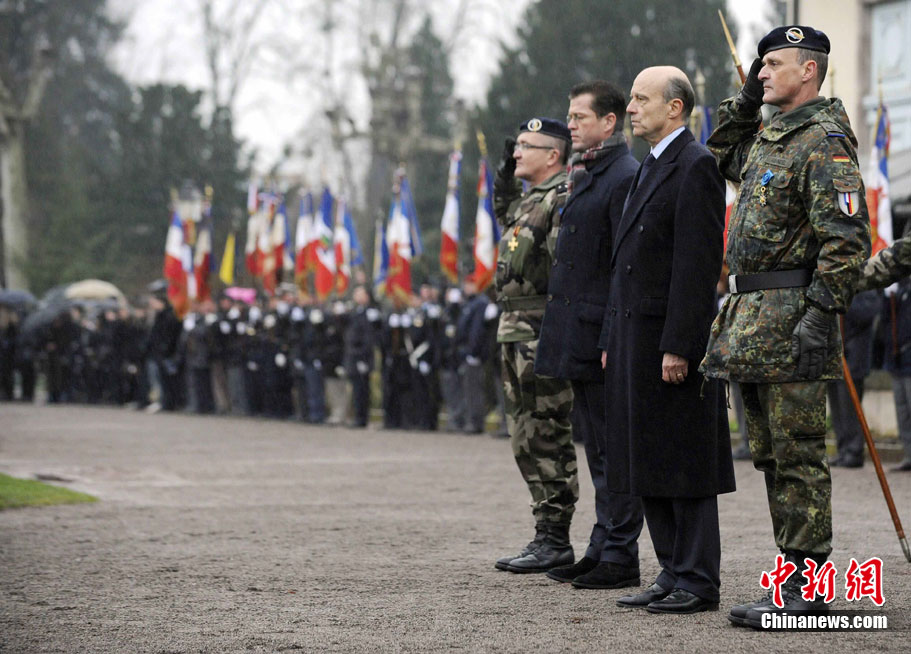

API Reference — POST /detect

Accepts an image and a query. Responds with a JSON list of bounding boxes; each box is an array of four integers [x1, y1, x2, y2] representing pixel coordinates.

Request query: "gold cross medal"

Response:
[[508, 224, 520, 251]]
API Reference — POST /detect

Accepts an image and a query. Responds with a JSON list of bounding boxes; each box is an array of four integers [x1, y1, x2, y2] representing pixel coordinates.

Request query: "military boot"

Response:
[[507, 523, 574, 573], [494, 524, 546, 571], [742, 552, 829, 629], [728, 591, 773, 627]]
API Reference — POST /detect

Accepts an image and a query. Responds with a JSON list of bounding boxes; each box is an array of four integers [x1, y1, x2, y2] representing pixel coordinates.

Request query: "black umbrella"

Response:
[[0, 289, 37, 309]]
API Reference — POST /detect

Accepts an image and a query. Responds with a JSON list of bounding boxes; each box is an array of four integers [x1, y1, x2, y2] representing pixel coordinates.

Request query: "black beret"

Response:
[[518, 117, 571, 142], [758, 25, 830, 58]]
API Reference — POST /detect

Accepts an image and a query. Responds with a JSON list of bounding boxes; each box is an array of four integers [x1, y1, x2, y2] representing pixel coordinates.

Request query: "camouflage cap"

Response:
[[758, 25, 830, 58]]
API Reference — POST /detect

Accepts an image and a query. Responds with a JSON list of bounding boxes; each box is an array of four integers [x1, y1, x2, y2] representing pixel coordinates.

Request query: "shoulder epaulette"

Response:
[[820, 121, 846, 138]]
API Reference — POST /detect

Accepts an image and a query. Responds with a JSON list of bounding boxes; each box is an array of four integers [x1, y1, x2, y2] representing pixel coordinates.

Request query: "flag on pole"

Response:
[[471, 158, 499, 291], [268, 198, 289, 287], [386, 170, 421, 301], [334, 197, 363, 295], [194, 222, 213, 303], [867, 103, 892, 255], [294, 192, 314, 291], [164, 210, 190, 317], [219, 231, 236, 286], [313, 187, 336, 300], [440, 149, 461, 284], [373, 216, 389, 297], [280, 202, 295, 274], [244, 182, 261, 278], [258, 192, 279, 296]]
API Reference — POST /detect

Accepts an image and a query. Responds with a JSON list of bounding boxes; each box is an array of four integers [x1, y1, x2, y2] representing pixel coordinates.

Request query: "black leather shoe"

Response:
[[571, 562, 640, 589], [495, 528, 545, 571], [728, 592, 773, 626], [546, 556, 598, 583], [616, 583, 670, 608], [647, 589, 719, 614], [507, 544, 574, 573], [891, 460, 911, 472], [743, 590, 827, 629], [507, 523, 573, 573]]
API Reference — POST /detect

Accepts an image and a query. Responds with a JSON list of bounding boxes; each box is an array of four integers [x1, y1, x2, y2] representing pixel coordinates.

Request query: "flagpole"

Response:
[[476, 130, 488, 160]]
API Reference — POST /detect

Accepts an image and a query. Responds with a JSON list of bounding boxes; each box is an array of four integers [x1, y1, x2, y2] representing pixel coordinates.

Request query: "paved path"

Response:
[[1, 404, 910, 652]]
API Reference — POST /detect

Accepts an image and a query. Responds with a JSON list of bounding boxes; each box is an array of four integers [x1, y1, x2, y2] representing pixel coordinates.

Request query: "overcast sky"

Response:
[[108, 0, 772, 173]]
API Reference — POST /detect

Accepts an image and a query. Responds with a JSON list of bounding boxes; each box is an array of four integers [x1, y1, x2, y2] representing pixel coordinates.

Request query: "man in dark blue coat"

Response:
[[535, 80, 644, 590], [599, 66, 735, 614]]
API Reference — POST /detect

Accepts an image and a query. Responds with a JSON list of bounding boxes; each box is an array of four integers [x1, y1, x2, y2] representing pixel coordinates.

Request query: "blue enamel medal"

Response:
[[758, 169, 774, 206]]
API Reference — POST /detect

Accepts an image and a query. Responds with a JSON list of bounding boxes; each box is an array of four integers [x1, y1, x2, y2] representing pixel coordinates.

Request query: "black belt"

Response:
[[728, 269, 813, 294]]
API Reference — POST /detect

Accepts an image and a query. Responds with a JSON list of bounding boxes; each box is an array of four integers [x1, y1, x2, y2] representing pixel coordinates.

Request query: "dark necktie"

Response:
[[624, 153, 657, 212], [635, 153, 656, 190]]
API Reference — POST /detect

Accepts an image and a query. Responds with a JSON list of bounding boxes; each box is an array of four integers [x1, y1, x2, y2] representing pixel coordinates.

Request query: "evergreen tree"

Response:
[[405, 15, 456, 286]]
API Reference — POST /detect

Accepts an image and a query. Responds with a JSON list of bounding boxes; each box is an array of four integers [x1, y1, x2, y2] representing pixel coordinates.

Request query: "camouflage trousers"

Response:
[[501, 338, 578, 525], [740, 381, 832, 556]]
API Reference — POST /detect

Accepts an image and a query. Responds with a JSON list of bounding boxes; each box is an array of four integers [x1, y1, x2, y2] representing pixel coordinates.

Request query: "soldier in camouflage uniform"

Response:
[[491, 117, 578, 574], [857, 234, 911, 471], [857, 235, 911, 291], [700, 26, 871, 626]]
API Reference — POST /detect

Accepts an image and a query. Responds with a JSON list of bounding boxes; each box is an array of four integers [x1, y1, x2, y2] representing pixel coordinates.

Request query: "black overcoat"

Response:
[[535, 144, 638, 382], [598, 129, 735, 498]]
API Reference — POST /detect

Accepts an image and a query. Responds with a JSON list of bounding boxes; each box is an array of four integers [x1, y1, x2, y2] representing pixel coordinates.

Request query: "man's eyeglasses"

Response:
[[566, 113, 592, 124], [514, 143, 555, 152]]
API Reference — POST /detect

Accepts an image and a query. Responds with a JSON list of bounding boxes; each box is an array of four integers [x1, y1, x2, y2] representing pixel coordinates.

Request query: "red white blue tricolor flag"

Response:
[[294, 192, 314, 291], [314, 187, 336, 300], [866, 103, 892, 255], [440, 149, 461, 284], [334, 197, 363, 295], [385, 171, 422, 301], [164, 210, 191, 317], [472, 158, 499, 291]]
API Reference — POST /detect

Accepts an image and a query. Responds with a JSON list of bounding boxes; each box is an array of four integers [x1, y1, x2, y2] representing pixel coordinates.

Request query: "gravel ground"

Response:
[[1, 403, 910, 653]]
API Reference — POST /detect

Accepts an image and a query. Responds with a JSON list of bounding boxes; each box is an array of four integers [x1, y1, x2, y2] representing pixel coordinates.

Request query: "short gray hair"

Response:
[[663, 75, 695, 121], [797, 49, 828, 89]]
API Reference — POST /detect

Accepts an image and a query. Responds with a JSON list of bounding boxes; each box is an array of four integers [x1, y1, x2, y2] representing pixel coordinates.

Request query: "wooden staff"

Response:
[[840, 316, 911, 562], [718, 10, 746, 84]]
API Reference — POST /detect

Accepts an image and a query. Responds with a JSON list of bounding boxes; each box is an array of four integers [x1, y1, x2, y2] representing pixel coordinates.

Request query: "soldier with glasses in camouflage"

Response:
[[492, 117, 578, 574]]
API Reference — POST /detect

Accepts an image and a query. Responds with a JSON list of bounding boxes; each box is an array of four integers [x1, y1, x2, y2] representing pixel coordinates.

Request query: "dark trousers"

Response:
[[349, 370, 370, 427], [440, 368, 464, 430], [301, 363, 326, 423], [642, 495, 721, 602], [571, 379, 643, 566], [460, 361, 486, 432], [827, 378, 865, 462], [190, 367, 215, 414]]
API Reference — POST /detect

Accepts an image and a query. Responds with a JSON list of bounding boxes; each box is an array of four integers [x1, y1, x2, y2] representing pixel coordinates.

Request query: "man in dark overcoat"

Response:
[[535, 80, 643, 590], [598, 66, 735, 614]]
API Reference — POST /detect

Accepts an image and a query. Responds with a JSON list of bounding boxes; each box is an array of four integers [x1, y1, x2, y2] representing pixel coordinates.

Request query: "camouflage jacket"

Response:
[[701, 97, 871, 383], [495, 171, 567, 343], [857, 235, 911, 291]]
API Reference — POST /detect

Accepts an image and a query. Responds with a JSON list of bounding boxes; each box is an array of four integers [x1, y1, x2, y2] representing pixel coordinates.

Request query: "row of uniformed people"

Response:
[[156, 281, 506, 430], [3, 280, 507, 431]]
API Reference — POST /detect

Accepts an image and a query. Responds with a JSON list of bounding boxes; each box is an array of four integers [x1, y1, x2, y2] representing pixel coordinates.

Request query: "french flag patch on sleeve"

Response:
[[838, 191, 860, 216]]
